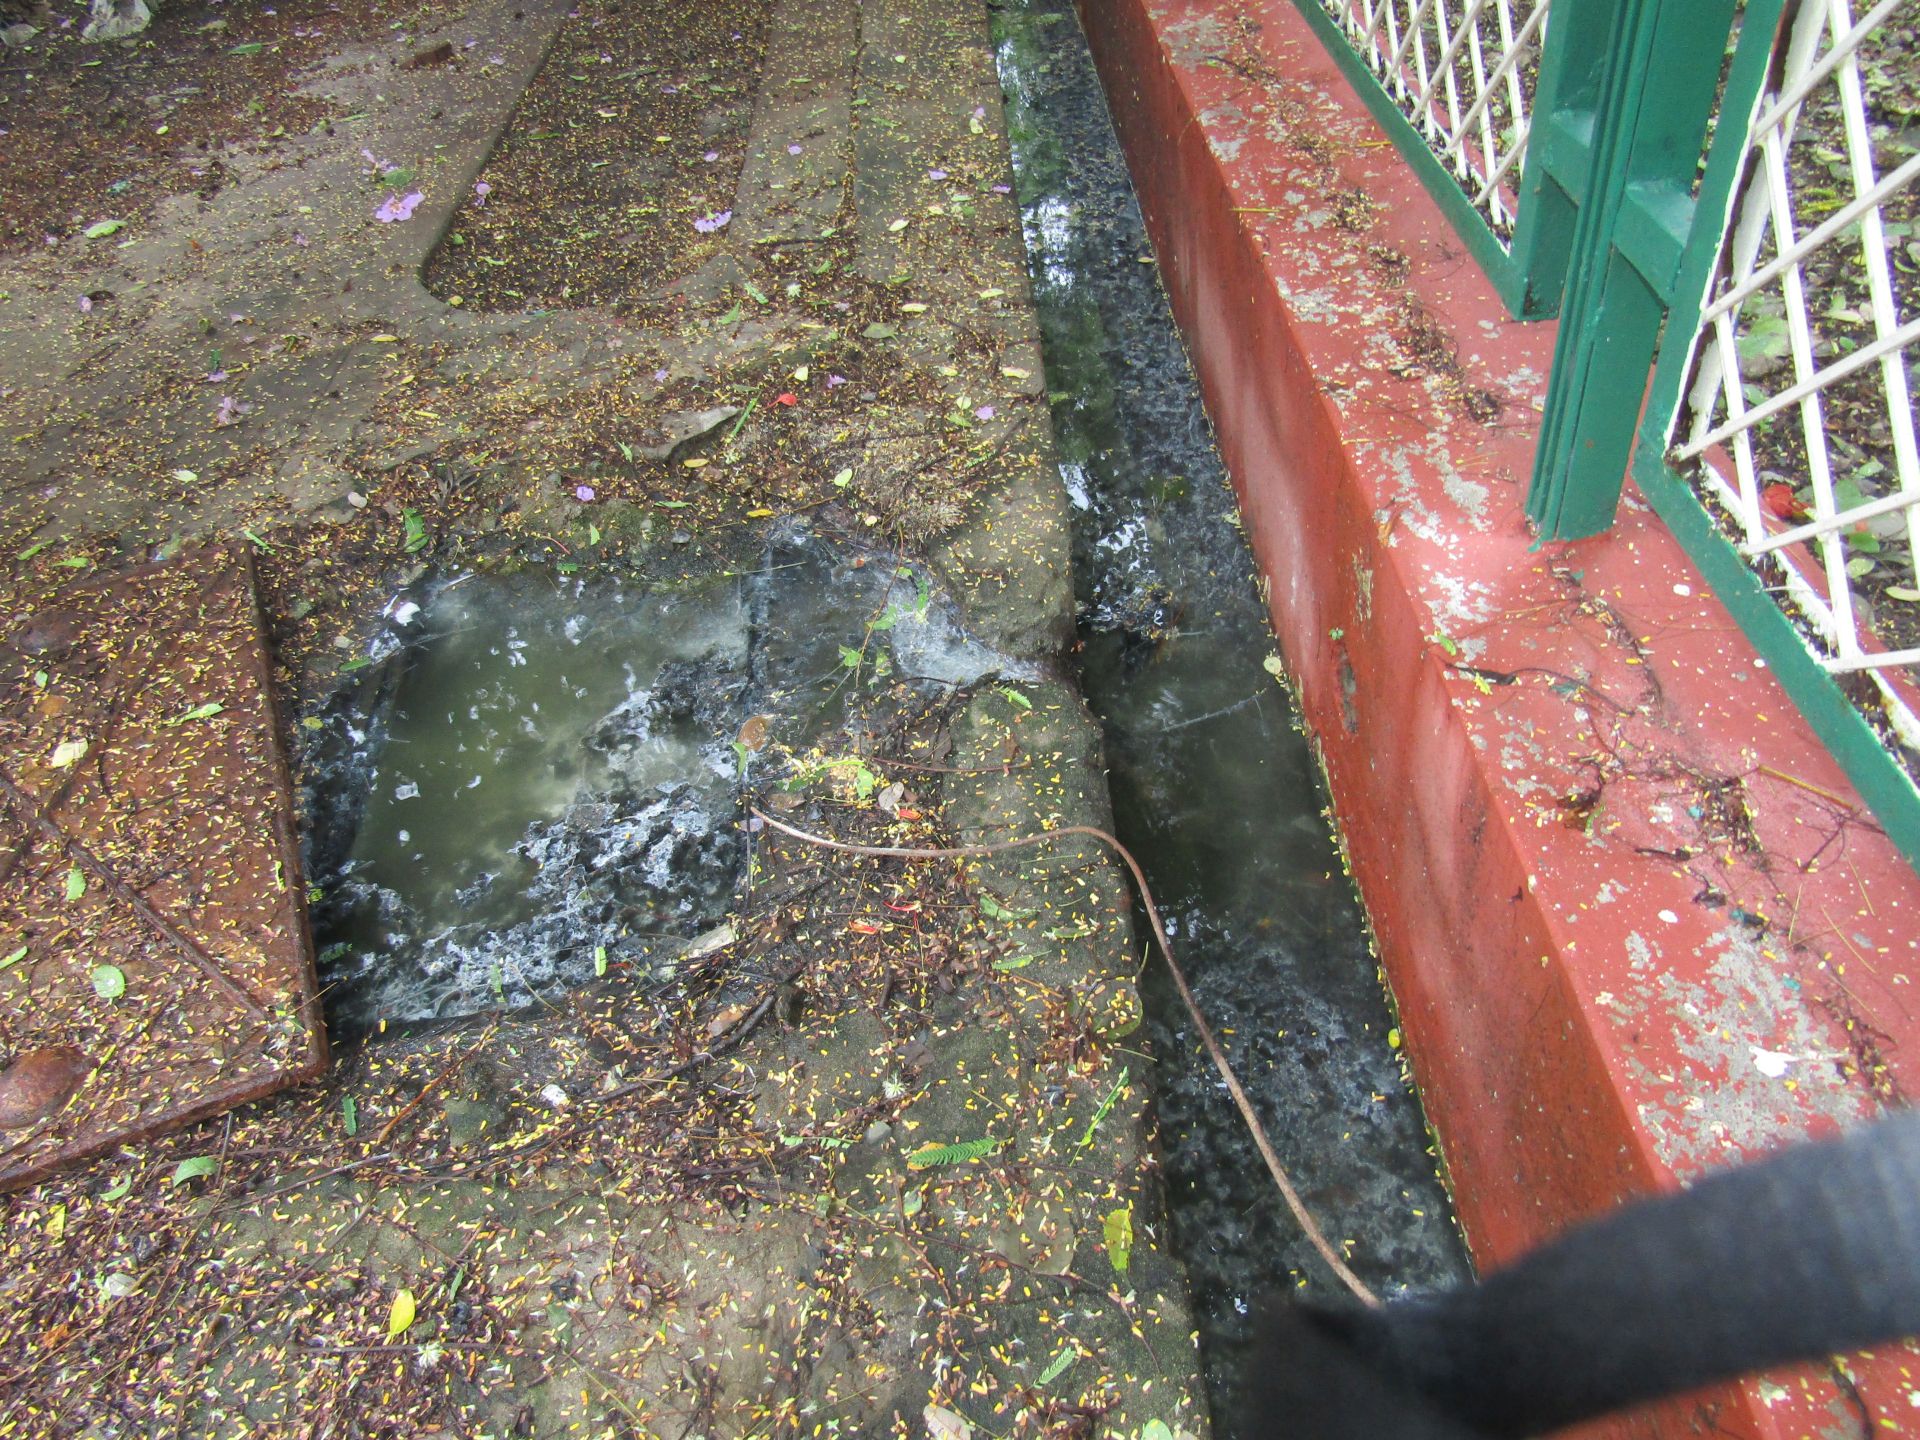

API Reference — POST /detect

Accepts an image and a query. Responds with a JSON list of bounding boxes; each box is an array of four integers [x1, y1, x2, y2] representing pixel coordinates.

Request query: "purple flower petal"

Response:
[[574, 484, 596, 503], [292, 231, 310, 246], [992, 184, 1012, 194], [703, 150, 720, 163], [473, 180, 492, 207], [975, 404, 995, 420], [78, 295, 93, 313], [826, 374, 847, 388], [653, 368, 669, 382], [788, 143, 803, 155], [927, 168, 948, 180], [375, 190, 426, 223], [692, 209, 732, 234], [206, 369, 229, 383]]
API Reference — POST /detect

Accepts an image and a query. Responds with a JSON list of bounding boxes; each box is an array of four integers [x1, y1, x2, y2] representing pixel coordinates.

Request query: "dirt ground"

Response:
[[0, 0, 1207, 1435]]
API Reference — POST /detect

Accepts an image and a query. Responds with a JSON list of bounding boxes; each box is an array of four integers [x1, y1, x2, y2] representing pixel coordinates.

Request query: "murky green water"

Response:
[[991, 3, 1471, 1430], [306, 528, 1034, 1032]]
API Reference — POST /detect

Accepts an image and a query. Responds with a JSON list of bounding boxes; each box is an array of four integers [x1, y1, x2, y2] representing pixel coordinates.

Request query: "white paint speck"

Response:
[[1658, 908, 1679, 923]]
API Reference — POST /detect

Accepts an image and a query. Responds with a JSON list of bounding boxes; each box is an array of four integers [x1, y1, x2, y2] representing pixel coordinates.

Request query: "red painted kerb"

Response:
[[1074, 0, 1920, 1434]]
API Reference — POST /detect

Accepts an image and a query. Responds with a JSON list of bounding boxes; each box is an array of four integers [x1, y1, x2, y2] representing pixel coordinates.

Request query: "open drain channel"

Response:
[[990, 1, 1471, 1430]]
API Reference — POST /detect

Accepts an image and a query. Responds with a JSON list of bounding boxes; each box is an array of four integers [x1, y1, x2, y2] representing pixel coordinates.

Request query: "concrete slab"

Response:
[[1076, 0, 1920, 1434], [0, 541, 324, 1190]]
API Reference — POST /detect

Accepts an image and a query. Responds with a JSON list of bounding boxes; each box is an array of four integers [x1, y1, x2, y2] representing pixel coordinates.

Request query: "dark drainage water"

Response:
[[303, 526, 1036, 1033], [989, 2, 1472, 1432]]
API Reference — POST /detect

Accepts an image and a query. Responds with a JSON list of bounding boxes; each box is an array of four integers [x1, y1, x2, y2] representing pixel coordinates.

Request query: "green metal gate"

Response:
[[1298, 0, 1920, 865]]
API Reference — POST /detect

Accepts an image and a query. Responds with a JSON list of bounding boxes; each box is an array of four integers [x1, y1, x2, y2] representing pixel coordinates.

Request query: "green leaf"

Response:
[[593, 944, 608, 977], [0, 945, 27, 971], [65, 867, 87, 903], [49, 738, 89, 769], [1103, 1204, 1134, 1273], [164, 702, 225, 726], [90, 964, 126, 1000], [906, 1136, 1001, 1170], [831, 467, 853, 488], [978, 895, 1034, 923], [1139, 1422, 1175, 1440], [1037, 1348, 1077, 1386], [402, 509, 431, 554], [587, 523, 602, 546], [716, 303, 743, 325], [999, 686, 1032, 711], [1736, 312, 1790, 362], [170, 1155, 218, 1185], [228, 40, 265, 55], [241, 527, 277, 553], [862, 322, 897, 339], [100, 1175, 132, 1203], [1429, 631, 1459, 656], [341, 1095, 358, 1137], [655, 499, 690, 509], [1079, 1066, 1130, 1149], [83, 219, 124, 239], [387, 1287, 417, 1339], [743, 281, 769, 304]]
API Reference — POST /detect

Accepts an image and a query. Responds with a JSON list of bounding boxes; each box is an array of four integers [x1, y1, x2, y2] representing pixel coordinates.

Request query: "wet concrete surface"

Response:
[[0, 1, 1211, 1434], [990, 1, 1470, 1430]]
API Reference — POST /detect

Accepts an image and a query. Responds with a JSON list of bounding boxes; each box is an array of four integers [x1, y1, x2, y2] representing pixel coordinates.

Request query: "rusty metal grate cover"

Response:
[[0, 541, 325, 1190]]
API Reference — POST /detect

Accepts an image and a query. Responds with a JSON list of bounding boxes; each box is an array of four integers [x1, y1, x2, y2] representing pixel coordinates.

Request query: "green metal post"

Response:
[[1526, 0, 1738, 540], [1503, 0, 1613, 319]]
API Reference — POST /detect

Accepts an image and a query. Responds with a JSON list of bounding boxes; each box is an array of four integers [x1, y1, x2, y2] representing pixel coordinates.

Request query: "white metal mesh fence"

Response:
[[1668, 0, 1920, 746], [1316, 0, 1549, 233]]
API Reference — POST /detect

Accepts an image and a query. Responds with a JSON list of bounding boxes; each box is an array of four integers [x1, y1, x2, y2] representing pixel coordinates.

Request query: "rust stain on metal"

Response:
[[0, 541, 325, 1190]]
